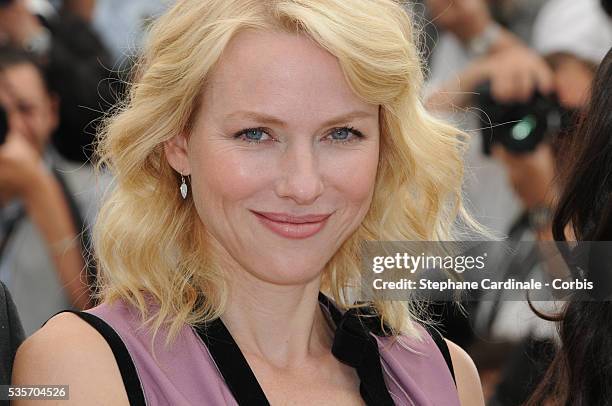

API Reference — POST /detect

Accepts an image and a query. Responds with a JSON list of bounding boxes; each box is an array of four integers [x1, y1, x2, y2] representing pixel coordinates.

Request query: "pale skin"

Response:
[[13, 30, 484, 405]]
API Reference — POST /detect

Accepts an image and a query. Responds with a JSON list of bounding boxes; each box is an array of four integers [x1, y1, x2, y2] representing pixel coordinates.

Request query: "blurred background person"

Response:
[[486, 0, 611, 244], [0, 0, 117, 163], [0, 47, 96, 335], [423, 0, 612, 403], [49, 0, 169, 70], [424, 0, 553, 236]]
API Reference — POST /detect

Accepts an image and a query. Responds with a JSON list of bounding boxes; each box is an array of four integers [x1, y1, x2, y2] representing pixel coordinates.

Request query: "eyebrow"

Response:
[[223, 110, 377, 128]]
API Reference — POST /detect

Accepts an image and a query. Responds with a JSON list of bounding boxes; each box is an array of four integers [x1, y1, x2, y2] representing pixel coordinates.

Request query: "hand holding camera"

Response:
[[473, 44, 554, 104], [0, 133, 45, 200], [426, 37, 555, 114], [0, 106, 46, 201]]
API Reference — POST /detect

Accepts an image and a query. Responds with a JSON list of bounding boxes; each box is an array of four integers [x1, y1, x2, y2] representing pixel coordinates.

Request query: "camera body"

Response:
[[475, 83, 577, 156]]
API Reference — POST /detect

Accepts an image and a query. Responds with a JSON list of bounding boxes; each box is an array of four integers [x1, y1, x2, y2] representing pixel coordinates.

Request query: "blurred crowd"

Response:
[[420, 0, 611, 404], [0, 0, 610, 404]]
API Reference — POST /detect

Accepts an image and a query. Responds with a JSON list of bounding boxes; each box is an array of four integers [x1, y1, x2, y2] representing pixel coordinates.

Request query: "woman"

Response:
[[526, 48, 612, 405], [13, 0, 484, 404]]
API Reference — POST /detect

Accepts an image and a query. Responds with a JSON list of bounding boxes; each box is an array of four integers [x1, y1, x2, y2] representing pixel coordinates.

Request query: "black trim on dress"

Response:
[[423, 323, 457, 385], [58, 310, 147, 406], [55, 293, 456, 406], [194, 317, 270, 406], [193, 293, 397, 406]]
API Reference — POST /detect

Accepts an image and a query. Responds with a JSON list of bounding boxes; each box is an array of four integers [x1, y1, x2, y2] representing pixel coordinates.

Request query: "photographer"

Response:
[[468, 1, 611, 404], [484, 0, 611, 241], [424, 1, 611, 403], [0, 47, 94, 336]]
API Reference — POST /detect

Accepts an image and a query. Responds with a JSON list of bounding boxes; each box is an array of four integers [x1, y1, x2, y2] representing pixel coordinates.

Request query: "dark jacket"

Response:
[[43, 11, 121, 163], [0, 281, 25, 385]]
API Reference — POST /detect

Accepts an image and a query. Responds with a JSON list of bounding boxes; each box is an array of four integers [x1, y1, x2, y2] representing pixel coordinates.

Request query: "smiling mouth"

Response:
[[250, 211, 332, 239]]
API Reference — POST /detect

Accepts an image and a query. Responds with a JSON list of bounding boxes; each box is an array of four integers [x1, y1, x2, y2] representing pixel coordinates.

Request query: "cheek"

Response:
[[188, 143, 273, 215], [33, 113, 50, 141], [555, 69, 592, 109], [323, 146, 379, 206]]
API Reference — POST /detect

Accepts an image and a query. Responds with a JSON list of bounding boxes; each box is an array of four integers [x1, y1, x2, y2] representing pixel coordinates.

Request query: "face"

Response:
[[491, 142, 556, 209], [166, 30, 380, 286], [1, 63, 58, 154]]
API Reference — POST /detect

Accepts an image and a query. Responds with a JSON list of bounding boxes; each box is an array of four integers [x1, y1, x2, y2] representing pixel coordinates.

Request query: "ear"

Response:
[[164, 133, 191, 175]]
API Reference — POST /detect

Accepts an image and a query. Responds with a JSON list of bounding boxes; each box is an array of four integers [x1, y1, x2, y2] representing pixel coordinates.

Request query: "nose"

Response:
[[275, 141, 324, 205]]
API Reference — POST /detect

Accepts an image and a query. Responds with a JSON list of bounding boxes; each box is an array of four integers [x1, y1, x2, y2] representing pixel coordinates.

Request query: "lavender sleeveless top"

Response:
[[77, 295, 460, 406]]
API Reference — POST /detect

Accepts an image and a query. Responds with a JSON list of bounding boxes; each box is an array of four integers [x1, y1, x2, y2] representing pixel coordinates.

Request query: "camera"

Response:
[[475, 82, 578, 156]]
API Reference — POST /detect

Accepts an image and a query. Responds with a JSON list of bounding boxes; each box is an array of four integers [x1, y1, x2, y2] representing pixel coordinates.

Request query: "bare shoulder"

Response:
[[12, 312, 129, 405], [445, 338, 485, 406]]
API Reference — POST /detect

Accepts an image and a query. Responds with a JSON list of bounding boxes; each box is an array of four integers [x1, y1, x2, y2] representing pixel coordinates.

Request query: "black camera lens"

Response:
[[476, 82, 574, 156]]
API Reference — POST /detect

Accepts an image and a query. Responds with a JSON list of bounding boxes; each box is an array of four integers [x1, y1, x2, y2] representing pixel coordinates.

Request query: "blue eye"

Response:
[[234, 127, 271, 143], [327, 127, 364, 143], [331, 128, 350, 140]]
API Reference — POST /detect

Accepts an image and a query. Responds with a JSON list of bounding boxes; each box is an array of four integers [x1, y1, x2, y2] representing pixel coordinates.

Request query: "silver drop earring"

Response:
[[180, 172, 188, 199]]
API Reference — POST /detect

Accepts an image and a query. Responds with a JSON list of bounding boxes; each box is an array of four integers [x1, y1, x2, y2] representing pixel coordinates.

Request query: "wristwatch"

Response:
[[528, 206, 553, 232], [465, 22, 502, 58]]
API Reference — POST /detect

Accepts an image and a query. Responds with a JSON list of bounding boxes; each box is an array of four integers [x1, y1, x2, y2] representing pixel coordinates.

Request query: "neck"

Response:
[[221, 262, 333, 369]]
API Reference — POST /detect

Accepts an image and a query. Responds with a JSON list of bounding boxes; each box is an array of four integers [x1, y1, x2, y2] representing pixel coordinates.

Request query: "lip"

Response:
[[251, 210, 332, 239]]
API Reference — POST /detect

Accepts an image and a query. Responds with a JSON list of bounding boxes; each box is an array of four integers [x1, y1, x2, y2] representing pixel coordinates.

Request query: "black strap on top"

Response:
[[194, 318, 270, 406], [320, 294, 456, 386], [193, 293, 396, 406], [55, 310, 147, 406], [56, 296, 456, 406], [422, 324, 456, 386]]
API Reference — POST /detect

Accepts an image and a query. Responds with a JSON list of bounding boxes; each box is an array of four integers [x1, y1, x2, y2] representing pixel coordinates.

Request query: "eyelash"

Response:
[[232, 126, 366, 144]]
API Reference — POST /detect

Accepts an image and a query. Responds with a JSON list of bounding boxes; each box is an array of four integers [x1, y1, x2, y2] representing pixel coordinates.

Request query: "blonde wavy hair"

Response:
[[94, 0, 480, 343]]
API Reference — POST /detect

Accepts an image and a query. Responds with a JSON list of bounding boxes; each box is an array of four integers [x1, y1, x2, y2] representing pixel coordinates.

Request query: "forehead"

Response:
[[200, 29, 376, 123], [2, 63, 48, 101]]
